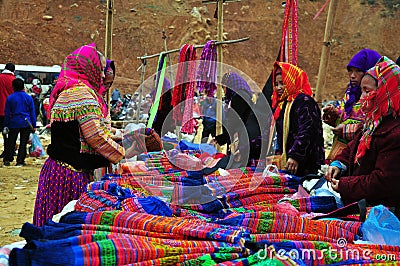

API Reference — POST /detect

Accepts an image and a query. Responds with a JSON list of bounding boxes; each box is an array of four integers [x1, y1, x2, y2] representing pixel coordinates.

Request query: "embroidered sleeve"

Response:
[[342, 123, 360, 141], [79, 113, 125, 164], [51, 85, 125, 163]]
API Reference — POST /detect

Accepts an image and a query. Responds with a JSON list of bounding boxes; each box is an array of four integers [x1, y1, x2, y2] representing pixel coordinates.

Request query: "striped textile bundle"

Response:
[[112, 173, 178, 195], [279, 196, 338, 213], [88, 179, 152, 197], [320, 219, 362, 236], [74, 189, 173, 217], [136, 252, 243, 266], [75, 190, 123, 212], [184, 246, 297, 266], [61, 211, 249, 244], [252, 239, 400, 265], [172, 44, 197, 130], [212, 211, 359, 242], [249, 232, 339, 243], [130, 173, 178, 187], [227, 194, 337, 215], [205, 168, 301, 195], [145, 157, 175, 170], [221, 188, 294, 208], [12, 225, 247, 265], [20, 221, 191, 241]]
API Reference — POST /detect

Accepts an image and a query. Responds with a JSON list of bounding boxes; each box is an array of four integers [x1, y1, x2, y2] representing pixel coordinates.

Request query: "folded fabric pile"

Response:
[[9, 167, 400, 265]]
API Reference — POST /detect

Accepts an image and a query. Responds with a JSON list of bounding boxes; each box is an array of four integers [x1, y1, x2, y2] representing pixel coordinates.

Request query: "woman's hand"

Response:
[[111, 128, 123, 141], [330, 177, 340, 192], [331, 124, 344, 136], [285, 158, 299, 175], [325, 166, 340, 182], [125, 143, 139, 159], [322, 104, 339, 127]]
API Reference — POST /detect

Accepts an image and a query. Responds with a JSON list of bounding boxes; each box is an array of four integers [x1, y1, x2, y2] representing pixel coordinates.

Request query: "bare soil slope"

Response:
[[0, 0, 399, 246], [0, 0, 399, 99]]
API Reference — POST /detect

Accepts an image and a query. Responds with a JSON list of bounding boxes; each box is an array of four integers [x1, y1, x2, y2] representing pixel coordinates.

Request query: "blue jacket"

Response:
[[4, 91, 36, 129]]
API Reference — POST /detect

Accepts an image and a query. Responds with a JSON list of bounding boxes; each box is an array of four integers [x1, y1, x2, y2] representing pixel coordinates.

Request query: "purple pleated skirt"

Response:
[[33, 157, 91, 226]]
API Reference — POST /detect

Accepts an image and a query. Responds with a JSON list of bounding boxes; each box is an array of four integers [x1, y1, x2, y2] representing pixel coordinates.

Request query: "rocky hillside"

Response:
[[0, 0, 399, 101]]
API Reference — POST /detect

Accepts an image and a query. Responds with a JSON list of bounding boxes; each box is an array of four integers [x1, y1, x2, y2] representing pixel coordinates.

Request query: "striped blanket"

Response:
[[10, 167, 400, 265]]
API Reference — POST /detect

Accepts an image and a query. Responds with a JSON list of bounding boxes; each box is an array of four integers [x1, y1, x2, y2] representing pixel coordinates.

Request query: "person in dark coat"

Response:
[[152, 78, 174, 137], [3, 78, 36, 166], [271, 61, 324, 176], [213, 72, 254, 168], [325, 56, 400, 212], [199, 93, 217, 142]]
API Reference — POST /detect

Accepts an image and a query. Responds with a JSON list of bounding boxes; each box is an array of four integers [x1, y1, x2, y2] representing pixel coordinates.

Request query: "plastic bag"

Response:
[[361, 205, 400, 245], [29, 133, 46, 157], [249, 164, 280, 191]]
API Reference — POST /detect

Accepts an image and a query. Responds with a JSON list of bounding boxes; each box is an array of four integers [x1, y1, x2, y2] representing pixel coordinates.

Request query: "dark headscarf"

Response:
[[344, 49, 381, 114], [221, 72, 253, 104], [99, 59, 115, 96], [104, 60, 115, 77]]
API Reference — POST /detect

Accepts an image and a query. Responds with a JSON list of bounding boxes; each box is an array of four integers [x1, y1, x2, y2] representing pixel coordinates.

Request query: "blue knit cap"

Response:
[[396, 56, 400, 66], [346, 48, 381, 72]]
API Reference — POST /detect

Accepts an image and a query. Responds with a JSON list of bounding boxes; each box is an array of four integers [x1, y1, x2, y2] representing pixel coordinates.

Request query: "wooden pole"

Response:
[[104, 0, 114, 107], [215, 0, 224, 140], [315, 0, 338, 105], [136, 58, 146, 123], [137, 37, 249, 60], [162, 30, 175, 88]]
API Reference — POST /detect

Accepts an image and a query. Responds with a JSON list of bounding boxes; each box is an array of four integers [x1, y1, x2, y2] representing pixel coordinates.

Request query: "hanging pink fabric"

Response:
[[171, 44, 197, 133], [197, 40, 217, 97], [280, 0, 299, 65]]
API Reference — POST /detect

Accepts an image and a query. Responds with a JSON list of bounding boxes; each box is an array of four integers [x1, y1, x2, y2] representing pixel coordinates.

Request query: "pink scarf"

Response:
[[49, 43, 107, 117]]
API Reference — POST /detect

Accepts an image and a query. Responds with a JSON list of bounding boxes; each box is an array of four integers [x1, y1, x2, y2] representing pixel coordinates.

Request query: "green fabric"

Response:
[[147, 53, 167, 129]]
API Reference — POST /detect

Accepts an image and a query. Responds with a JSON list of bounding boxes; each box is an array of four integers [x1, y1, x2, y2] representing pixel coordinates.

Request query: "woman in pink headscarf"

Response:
[[33, 43, 125, 226]]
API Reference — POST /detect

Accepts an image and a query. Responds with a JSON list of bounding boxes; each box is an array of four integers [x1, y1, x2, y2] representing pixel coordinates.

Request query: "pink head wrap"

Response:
[[49, 43, 107, 117]]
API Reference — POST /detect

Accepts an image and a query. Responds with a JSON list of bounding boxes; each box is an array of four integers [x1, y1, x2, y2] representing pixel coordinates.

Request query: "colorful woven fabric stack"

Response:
[[144, 154, 178, 173], [12, 166, 400, 265], [12, 219, 247, 265]]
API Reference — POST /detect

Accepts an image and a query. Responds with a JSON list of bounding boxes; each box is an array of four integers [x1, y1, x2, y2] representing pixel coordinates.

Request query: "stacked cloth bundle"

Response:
[[9, 167, 400, 265]]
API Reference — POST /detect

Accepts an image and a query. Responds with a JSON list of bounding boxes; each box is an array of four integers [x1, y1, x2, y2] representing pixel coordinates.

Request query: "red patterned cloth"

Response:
[[171, 44, 197, 133], [271, 61, 313, 120], [356, 56, 400, 161]]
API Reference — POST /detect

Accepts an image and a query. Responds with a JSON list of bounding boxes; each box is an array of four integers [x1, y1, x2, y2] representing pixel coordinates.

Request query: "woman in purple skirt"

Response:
[[33, 43, 125, 226]]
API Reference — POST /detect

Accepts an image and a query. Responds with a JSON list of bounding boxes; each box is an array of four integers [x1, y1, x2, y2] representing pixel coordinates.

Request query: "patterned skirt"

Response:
[[33, 157, 91, 226]]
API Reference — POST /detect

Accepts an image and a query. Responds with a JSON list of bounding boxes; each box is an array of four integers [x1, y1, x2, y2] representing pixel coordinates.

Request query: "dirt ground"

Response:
[[0, 143, 46, 246]]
